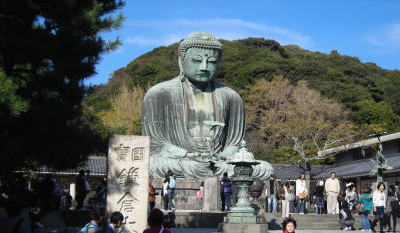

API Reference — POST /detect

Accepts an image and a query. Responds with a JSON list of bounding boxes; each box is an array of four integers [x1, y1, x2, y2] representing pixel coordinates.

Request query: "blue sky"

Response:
[[87, 0, 400, 85]]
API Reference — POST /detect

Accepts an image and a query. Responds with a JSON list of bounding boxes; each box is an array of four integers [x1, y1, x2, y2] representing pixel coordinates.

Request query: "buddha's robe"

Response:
[[141, 76, 272, 178]]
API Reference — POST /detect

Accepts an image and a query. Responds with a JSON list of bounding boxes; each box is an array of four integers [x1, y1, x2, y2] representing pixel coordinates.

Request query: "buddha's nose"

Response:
[[200, 59, 207, 71]]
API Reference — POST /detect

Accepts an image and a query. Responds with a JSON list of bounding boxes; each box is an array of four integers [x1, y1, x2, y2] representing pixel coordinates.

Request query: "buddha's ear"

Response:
[[178, 56, 185, 81]]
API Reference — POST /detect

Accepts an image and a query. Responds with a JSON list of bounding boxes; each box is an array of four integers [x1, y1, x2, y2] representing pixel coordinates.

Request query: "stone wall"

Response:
[[152, 178, 208, 210]]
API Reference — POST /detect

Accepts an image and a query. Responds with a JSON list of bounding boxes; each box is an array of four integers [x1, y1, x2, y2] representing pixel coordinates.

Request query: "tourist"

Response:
[[161, 174, 169, 210], [288, 181, 296, 214], [52, 177, 64, 210], [196, 182, 204, 211], [38, 174, 55, 214], [386, 185, 398, 231], [358, 186, 373, 231], [282, 217, 297, 233], [220, 177, 226, 211], [345, 183, 358, 211], [325, 172, 340, 214], [372, 182, 386, 233], [221, 172, 233, 211], [313, 180, 325, 214], [79, 211, 101, 233], [59, 185, 72, 212], [85, 170, 92, 193], [143, 208, 172, 233], [148, 179, 158, 212], [278, 181, 290, 218], [164, 208, 176, 228], [100, 211, 124, 233], [295, 173, 307, 214], [338, 177, 346, 212], [76, 170, 88, 209], [94, 178, 107, 204], [264, 174, 279, 213], [389, 185, 400, 232], [339, 201, 355, 231], [167, 170, 176, 210]]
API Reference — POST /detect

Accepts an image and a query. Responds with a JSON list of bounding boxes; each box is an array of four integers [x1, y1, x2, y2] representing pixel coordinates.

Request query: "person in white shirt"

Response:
[[372, 182, 386, 233], [296, 173, 308, 214], [278, 181, 290, 218], [325, 172, 340, 214]]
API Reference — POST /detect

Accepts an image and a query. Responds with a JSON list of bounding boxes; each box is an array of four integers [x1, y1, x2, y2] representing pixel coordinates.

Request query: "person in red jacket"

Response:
[[282, 217, 297, 233]]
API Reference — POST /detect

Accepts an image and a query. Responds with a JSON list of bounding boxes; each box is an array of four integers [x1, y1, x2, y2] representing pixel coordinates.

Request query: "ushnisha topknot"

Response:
[[178, 32, 223, 58]]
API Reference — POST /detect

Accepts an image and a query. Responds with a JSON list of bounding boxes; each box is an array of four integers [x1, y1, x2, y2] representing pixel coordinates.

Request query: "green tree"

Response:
[[98, 84, 144, 135], [0, 0, 125, 173], [353, 100, 400, 133]]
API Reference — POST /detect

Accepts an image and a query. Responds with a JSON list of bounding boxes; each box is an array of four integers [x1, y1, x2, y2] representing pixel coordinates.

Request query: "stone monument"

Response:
[[141, 32, 273, 179], [106, 135, 150, 233]]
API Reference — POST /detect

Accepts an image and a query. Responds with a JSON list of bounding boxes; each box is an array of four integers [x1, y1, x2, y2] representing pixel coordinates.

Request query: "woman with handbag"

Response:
[[295, 173, 308, 214], [358, 186, 373, 231]]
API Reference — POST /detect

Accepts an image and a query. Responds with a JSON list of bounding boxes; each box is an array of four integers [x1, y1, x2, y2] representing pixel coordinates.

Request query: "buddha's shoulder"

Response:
[[144, 77, 181, 98], [214, 81, 242, 100]]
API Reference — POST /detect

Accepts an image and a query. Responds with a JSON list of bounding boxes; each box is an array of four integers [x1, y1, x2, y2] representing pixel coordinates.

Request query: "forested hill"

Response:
[[86, 37, 400, 136]]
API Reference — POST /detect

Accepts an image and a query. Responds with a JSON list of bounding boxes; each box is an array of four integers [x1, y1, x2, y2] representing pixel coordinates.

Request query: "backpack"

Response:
[[97, 225, 114, 233], [79, 223, 98, 233], [168, 177, 176, 189]]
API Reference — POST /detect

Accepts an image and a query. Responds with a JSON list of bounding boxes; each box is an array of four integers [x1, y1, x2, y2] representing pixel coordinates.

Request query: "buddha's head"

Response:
[[178, 32, 223, 84]]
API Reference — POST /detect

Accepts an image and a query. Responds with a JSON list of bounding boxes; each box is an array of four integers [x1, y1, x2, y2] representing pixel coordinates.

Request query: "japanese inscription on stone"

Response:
[[107, 135, 150, 233]]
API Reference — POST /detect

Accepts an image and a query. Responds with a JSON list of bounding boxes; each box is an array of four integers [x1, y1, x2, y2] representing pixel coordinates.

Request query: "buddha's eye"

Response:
[[189, 55, 202, 63], [208, 57, 217, 63]]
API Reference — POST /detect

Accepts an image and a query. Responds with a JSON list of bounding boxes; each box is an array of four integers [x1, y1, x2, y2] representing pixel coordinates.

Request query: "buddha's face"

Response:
[[182, 47, 220, 84]]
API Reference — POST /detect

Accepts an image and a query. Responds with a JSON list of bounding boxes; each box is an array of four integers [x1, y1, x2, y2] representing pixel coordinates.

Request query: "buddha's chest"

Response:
[[186, 92, 216, 141]]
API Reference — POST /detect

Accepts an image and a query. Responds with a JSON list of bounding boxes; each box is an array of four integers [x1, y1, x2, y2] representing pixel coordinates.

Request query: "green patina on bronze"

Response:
[[141, 32, 273, 178]]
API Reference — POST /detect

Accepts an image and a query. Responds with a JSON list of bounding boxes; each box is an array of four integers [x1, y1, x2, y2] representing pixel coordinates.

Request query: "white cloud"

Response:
[[124, 18, 313, 48], [365, 23, 400, 50]]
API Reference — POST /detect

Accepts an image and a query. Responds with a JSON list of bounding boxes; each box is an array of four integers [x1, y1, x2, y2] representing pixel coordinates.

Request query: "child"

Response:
[[339, 201, 355, 231], [100, 211, 124, 233], [79, 212, 101, 233], [142, 208, 172, 233], [282, 217, 297, 233]]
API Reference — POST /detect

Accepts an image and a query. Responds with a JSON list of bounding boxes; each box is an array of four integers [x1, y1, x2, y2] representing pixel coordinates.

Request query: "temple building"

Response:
[[315, 131, 400, 189]]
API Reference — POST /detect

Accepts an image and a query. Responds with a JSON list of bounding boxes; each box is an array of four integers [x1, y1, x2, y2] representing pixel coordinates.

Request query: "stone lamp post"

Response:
[[219, 142, 269, 233]]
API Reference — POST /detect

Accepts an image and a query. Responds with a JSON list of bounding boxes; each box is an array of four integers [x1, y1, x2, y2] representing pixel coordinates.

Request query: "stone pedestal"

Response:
[[203, 176, 219, 211], [106, 135, 150, 233], [219, 223, 269, 233], [153, 178, 202, 210]]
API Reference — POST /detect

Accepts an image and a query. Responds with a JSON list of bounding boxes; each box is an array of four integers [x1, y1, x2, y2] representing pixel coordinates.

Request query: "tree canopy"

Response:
[[245, 76, 357, 163], [0, 0, 125, 173]]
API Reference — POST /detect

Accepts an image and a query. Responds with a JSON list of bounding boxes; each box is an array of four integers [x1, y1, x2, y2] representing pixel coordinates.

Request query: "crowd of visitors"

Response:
[[259, 171, 400, 232]]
